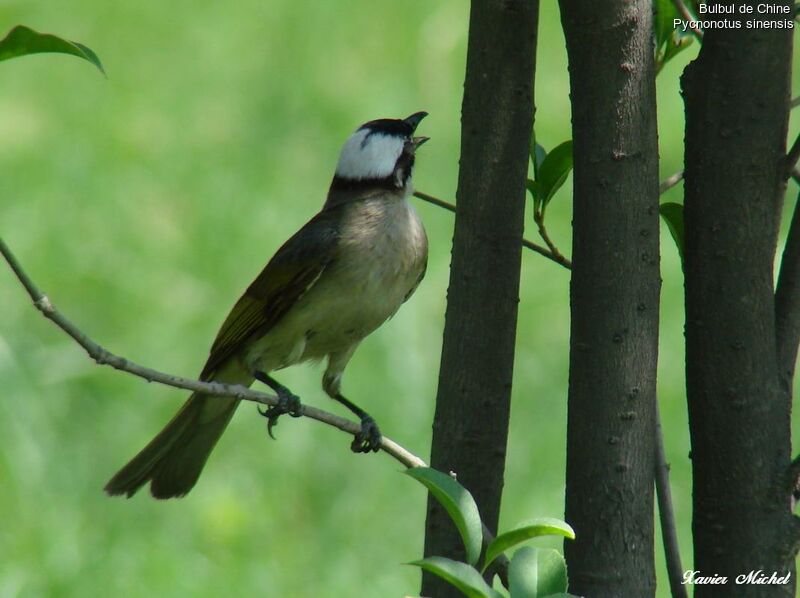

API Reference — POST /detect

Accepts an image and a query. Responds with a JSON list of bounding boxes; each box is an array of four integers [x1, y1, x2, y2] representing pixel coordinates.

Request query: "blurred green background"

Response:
[[0, 2, 798, 596]]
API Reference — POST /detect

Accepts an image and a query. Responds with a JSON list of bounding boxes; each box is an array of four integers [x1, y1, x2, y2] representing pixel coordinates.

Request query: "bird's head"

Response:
[[331, 112, 429, 193]]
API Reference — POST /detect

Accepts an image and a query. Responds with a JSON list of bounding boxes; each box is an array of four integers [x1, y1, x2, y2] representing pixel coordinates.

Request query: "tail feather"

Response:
[[105, 367, 252, 499]]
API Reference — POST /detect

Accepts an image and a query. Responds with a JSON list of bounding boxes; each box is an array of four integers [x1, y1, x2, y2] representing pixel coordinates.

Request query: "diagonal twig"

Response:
[[533, 208, 571, 268], [0, 239, 392, 455], [655, 401, 688, 598], [413, 190, 572, 270], [0, 236, 510, 586], [671, 0, 704, 41], [417, 169, 684, 272], [660, 170, 684, 194]]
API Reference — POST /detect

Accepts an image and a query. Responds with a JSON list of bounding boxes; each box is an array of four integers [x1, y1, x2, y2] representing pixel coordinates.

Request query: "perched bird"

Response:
[[105, 112, 430, 499]]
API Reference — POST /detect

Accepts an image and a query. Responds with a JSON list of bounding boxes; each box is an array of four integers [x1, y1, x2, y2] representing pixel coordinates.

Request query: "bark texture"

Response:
[[558, 0, 661, 596], [681, 3, 797, 596], [421, 0, 537, 595]]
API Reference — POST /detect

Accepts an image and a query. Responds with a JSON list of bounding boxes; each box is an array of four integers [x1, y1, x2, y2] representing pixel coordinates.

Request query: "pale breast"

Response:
[[244, 195, 427, 372], [300, 196, 427, 354], [338, 196, 427, 313]]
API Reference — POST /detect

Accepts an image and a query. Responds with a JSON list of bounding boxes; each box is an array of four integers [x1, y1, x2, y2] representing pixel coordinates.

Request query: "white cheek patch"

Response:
[[335, 130, 403, 180]]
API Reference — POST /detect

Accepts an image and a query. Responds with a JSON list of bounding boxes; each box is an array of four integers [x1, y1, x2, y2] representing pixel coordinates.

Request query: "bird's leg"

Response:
[[254, 372, 302, 439], [323, 352, 380, 453], [333, 393, 382, 453]]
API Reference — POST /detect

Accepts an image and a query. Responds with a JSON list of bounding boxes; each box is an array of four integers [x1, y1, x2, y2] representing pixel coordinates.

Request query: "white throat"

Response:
[[335, 130, 403, 180]]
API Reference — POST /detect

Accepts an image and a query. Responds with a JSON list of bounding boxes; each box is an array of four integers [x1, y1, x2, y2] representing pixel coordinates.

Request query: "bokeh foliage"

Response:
[[0, 2, 798, 596]]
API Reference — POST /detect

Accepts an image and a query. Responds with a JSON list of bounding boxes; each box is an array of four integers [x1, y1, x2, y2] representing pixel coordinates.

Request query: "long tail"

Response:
[[105, 366, 252, 499]]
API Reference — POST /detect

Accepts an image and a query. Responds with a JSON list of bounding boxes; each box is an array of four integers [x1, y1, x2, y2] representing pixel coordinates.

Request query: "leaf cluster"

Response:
[[406, 468, 577, 598]]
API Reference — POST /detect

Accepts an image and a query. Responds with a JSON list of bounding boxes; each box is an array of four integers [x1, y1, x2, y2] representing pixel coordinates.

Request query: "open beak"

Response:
[[412, 136, 430, 150], [403, 111, 428, 132]]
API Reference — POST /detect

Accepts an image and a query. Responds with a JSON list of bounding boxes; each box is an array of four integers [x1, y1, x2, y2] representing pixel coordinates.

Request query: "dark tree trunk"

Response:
[[681, 3, 797, 595], [421, 0, 538, 595], [558, 0, 660, 596]]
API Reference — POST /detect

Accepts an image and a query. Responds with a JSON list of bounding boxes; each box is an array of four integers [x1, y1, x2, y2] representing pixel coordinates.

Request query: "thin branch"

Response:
[[659, 170, 684, 194], [2, 239, 415, 449], [791, 96, 800, 110], [654, 401, 688, 598], [533, 208, 572, 269], [671, 0, 704, 41], [413, 190, 572, 270], [521, 236, 570, 267], [412, 190, 458, 214], [416, 171, 683, 272], [654, 170, 689, 598], [0, 237, 509, 584]]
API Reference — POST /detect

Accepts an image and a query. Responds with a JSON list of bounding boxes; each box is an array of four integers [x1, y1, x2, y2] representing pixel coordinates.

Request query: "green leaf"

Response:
[[482, 518, 575, 572], [659, 202, 685, 263], [405, 468, 483, 566], [654, 0, 679, 51], [408, 557, 503, 598], [663, 29, 694, 64], [654, 0, 695, 72], [508, 547, 568, 598], [526, 178, 542, 214], [530, 132, 547, 178], [0, 25, 105, 75], [536, 140, 573, 209]]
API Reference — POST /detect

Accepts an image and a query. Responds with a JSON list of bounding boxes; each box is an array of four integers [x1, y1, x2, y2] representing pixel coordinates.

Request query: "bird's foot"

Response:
[[351, 415, 382, 453], [258, 391, 302, 440]]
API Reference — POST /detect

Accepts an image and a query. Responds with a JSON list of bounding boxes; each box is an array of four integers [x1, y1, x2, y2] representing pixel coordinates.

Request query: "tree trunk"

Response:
[[558, 0, 660, 595], [681, 4, 797, 595], [421, 0, 538, 595]]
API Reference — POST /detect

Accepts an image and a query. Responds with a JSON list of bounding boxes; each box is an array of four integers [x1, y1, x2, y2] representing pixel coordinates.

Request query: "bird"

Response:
[[104, 112, 430, 499]]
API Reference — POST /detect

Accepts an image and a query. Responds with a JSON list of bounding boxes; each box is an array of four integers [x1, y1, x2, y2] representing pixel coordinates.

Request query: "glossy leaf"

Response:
[[405, 467, 483, 566], [526, 178, 542, 214], [408, 557, 503, 598], [662, 29, 694, 65], [654, 0, 695, 72], [482, 518, 575, 572], [0, 25, 105, 75], [508, 547, 568, 598], [536, 140, 573, 209], [530, 132, 547, 178], [659, 202, 685, 263], [654, 0, 679, 51]]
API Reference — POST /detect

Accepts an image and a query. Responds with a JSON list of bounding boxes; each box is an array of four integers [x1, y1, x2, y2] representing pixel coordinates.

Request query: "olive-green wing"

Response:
[[199, 211, 340, 379]]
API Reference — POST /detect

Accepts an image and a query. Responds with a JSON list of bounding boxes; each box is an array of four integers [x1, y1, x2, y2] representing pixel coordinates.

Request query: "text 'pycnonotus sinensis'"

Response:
[[105, 112, 429, 498]]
